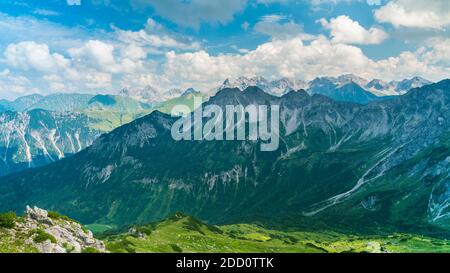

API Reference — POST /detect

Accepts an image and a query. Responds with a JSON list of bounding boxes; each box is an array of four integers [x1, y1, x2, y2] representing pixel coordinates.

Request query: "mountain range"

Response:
[[220, 76, 308, 97], [218, 75, 432, 104], [0, 79, 448, 237], [0, 90, 206, 176], [119, 86, 186, 104], [114, 74, 432, 106]]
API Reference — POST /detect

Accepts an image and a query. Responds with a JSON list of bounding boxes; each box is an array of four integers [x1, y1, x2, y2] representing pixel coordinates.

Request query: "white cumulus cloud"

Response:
[[156, 37, 375, 91], [4, 41, 70, 73], [69, 40, 117, 72], [319, 15, 388, 45], [374, 0, 450, 29], [149, 36, 449, 93], [114, 18, 201, 51]]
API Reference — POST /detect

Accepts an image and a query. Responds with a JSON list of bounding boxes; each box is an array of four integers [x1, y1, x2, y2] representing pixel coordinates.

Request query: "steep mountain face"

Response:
[[0, 81, 448, 234], [0, 109, 102, 176]]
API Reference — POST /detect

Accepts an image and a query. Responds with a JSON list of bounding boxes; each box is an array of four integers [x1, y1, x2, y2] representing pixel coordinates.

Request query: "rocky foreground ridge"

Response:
[[0, 206, 106, 253]]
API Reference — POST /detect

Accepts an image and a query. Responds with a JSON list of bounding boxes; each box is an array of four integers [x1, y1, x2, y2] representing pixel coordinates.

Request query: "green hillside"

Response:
[[83, 92, 207, 131], [152, 91, 208, 115], [104, 213, 450, 253], [2, 209, 450, 253]]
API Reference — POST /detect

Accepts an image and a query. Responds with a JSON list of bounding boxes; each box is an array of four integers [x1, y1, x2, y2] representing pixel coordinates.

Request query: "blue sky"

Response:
[[0, 0, 449, 99]]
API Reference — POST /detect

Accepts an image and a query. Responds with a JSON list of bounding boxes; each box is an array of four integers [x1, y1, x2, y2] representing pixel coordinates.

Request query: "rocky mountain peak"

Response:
[[220, 76, 307, 96], [26, 206, 52, 224], [282, 89, 309, 99], [366, 79, 389, 90], [119, 85, 161, 103], [6, 206, 107, 253], [336, 74, 369, 87], [182, 88, 198, 96]]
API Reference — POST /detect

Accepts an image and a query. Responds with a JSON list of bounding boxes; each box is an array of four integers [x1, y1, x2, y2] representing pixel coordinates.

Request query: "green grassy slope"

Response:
[[152, 92, 207, 115], [2, 210, 450, 253], [104, 213, 450, 253], [83, 92, 208, 131], [0, 228, 39, 253]]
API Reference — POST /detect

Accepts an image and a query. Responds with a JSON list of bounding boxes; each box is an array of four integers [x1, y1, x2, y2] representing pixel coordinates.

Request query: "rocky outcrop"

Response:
[[14, 206, 107, 253]]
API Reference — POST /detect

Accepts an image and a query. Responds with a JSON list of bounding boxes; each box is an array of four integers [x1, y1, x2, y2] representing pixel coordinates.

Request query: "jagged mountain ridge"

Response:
[[220, 76, 308, 97], [118, 86, 190, 104], [218, 75, 433, 103], [0, 80, 448, 233]]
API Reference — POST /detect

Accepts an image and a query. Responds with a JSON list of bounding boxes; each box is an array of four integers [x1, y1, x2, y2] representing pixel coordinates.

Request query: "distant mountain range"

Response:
[[220, 76, 308, 97], [115, 74, 433, 106], [119, 86, 186, 104], [0, 75, 436, 177], [0, 74, 433, 110], [0, 80, 448, 236], [217, 75, 433, 104]]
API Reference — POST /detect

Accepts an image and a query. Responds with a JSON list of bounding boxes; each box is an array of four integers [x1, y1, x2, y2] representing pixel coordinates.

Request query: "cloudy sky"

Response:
[[0, 0, 449, 99]]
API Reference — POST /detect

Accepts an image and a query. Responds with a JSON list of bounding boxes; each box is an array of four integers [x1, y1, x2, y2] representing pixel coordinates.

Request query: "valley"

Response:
[[0, 80, 448, 237]]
